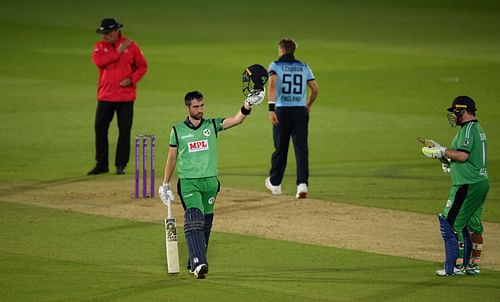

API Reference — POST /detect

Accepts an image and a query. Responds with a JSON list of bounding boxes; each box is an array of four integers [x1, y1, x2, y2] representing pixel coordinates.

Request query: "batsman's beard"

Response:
[[190, 112, 203, 120]]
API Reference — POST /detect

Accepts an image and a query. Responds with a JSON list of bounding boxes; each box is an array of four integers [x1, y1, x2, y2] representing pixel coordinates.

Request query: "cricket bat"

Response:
[[165, 200, 180, 274], [417, 137, 436, 148]]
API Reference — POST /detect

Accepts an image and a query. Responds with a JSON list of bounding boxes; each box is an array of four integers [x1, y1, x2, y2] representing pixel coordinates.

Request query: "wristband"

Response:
[[240, 105, 251, 115], [268, 103, 276, 112]]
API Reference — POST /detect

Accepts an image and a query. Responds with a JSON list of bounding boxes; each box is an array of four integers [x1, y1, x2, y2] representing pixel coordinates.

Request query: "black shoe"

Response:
[[116, 166, 126, 175], [192, 264, 208, 279], [87, 166, 109, 175]]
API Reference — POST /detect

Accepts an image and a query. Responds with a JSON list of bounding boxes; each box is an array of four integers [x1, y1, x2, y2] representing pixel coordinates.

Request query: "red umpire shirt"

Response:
[[92, 33, 147, 101]]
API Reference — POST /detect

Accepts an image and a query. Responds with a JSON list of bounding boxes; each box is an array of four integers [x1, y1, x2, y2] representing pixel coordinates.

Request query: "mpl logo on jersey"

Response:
[[188, 140, 209, 152]]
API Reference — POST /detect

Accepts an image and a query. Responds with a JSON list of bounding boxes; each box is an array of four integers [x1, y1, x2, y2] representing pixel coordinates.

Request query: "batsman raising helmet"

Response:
[[420, 96, 489, 276], [158, 65, 267, 279]]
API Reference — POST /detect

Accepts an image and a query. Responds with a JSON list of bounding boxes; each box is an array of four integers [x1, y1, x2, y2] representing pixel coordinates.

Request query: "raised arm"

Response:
[[222, 90, 265, 130], [222, 104, 250, 130]]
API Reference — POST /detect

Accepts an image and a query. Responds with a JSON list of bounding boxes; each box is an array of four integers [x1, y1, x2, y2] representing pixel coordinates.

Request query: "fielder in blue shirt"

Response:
[[265, 38, 319, 198]]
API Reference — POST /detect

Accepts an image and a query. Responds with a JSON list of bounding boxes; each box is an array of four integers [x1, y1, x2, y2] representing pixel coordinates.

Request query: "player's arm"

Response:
[[162, 146, 178, 184], [420, 138, 469, 162], [159, 126, 180, 204], [222, 104, 252, 130], [444, 149, 469, 162], [306, 80, 319, 111], [159, 146, 177, 204], [222, 89, 265, 129], [267, 74, 279, 126], [268, 74, 277, 104]]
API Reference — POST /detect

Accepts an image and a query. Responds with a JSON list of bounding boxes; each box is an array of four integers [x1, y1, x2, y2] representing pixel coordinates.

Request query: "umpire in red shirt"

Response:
[[88, 18, 148, 175]]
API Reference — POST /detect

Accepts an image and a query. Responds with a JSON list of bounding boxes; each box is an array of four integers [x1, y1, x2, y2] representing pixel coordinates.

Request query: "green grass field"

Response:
[[2, 201, 500, 302], [1, 0, 499, 300]]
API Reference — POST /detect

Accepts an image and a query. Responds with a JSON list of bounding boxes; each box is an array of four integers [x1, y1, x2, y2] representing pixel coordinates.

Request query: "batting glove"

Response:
[[244, 88, 265, 108], [159, 183, 175, 205], [422, 146, 447, 159], [441, 162, 451, 174], [440, 156, 451, 174]]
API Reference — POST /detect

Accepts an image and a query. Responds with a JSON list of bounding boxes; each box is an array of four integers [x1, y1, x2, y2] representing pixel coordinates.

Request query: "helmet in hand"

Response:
[[242, 64, 268, 96]]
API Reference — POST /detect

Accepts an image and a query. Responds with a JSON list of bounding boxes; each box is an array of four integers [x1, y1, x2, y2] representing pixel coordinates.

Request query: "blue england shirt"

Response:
[[268, 54, 315, 107]]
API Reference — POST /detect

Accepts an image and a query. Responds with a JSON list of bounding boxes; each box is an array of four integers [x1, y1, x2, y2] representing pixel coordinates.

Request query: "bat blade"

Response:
[[417, 137, 436, 147], [165, 218, 180, 274]]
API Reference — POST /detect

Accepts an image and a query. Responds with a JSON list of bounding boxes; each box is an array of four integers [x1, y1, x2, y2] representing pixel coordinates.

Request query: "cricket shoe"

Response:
[[465, 264, 480, 276], [265, 177, 282, 195], [296, 183, 308, 199], [191, 264, 208, 279], [435, 266, 466, 276], [116, 166, 126, 175], [87, 166, 109, 175]]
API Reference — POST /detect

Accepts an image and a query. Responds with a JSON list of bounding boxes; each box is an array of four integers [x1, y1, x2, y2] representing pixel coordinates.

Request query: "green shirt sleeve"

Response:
[[212, 118, 225, 132], [457, 123, 476, 154], [169, 126, 178, 147]]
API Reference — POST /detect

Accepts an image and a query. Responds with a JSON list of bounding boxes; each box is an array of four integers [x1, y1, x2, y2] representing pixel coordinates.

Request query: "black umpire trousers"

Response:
[[94, 100, 134, 169], [269, 106, 309, 186]]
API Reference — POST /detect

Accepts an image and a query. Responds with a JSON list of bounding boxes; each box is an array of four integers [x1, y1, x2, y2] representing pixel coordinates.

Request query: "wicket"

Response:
[[135, 134, 155, 199]]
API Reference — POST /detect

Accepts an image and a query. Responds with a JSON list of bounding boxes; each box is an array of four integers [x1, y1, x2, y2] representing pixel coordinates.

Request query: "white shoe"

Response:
[[466, 264, 480, 275], [266, 177, 281, 195], [435, 266, 465, 276], [296, 183, 308, 199], [192, 264, 208, 279], [265, 177, 281, 195]]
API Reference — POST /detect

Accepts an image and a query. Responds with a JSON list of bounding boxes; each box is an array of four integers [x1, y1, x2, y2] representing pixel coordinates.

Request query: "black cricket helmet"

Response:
[[242, 64, 268, 95], [446, 95, 477, 127]]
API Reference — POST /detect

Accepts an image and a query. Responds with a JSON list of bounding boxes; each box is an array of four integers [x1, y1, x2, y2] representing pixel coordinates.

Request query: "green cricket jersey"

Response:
[[450, 120, 488, 185], [169, 117, 225, 179]]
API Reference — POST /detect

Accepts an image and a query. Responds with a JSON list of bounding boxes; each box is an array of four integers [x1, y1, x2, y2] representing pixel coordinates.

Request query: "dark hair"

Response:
[[184, 91, 203, 106], [278, 38, 297, 54]]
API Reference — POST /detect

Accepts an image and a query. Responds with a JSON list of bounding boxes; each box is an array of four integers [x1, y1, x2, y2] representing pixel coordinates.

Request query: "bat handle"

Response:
[[166, 200, 173, 220]]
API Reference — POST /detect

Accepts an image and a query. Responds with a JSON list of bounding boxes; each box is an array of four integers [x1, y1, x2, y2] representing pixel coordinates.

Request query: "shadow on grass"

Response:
[[0, 175, 97, 197], [219, 171, 442, 181], [212, 264, 500, 290], [86, 221, 157, 233]]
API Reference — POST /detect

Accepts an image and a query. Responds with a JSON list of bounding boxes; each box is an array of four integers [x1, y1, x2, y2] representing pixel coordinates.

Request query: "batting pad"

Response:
[[438, 215, 459, 275], [204, 213, 214, 251], [462, 227, 472, 267], [184, 208, 208, 269]]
